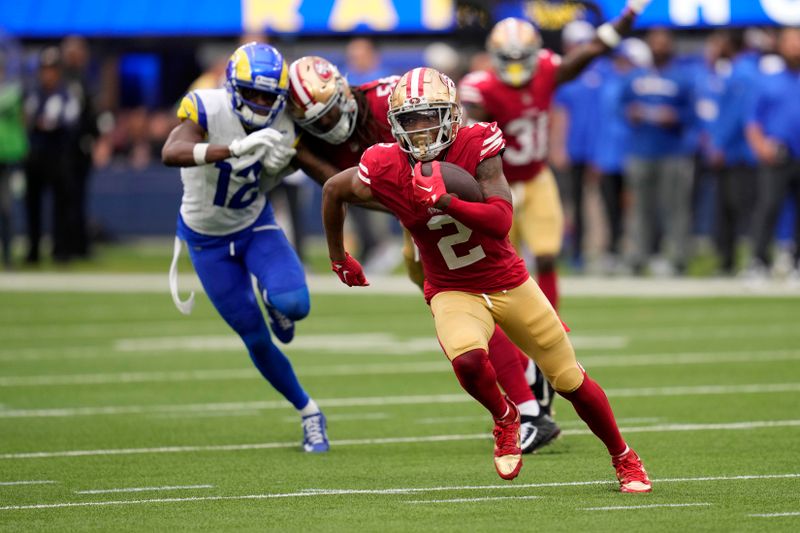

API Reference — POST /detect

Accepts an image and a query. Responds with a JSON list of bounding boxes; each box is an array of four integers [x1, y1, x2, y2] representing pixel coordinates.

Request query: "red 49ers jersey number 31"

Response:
[[459, 50, 561, 183]]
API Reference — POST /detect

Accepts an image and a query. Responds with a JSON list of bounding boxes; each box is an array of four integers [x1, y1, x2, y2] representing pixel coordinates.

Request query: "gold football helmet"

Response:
[[388, 67, 461, 162], [487, 17, 543, 87], [288, 56, 358, 144]]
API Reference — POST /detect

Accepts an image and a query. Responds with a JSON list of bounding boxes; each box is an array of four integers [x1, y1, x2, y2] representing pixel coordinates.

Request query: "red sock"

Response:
[[487, 326, 536, 405], [451, 349, 508, 420], [559, 373, 627, 456], [537, 269, 559, 310]]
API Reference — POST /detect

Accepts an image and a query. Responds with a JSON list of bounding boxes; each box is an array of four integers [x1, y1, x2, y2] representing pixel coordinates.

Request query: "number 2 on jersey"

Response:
[[427, 215, 486, 270], [213, 161, 262, 209]]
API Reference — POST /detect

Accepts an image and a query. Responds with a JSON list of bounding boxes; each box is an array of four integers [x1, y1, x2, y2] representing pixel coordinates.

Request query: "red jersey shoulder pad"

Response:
[[538, 49, 562, 70], [358, 143, 398, 186], [458, 71, 493, 104]]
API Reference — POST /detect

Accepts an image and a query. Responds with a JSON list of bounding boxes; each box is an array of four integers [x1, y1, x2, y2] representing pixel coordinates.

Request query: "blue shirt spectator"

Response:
[[621, 60, 696, 159], [709, 54, 760, 165], [748, 67, 800, 159], [554, 58, 607, 164], [593, 63, 633, 174]]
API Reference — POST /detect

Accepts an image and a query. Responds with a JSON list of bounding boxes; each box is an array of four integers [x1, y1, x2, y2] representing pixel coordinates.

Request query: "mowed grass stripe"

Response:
[[2, 420, 799, 460], [2, 383, 800, 418]]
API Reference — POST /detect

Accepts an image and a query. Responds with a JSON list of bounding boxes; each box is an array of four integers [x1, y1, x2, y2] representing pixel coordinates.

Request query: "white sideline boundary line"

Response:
[[75, 484, 213, 495], [0, 480, 56, 486], [749, 512, 800, 517], [2, 420, 799, 460], [582, 503, 712, 511], [1, 473, 798, 511], [2, 383, 799, 419], [1, 273, 798, 297]]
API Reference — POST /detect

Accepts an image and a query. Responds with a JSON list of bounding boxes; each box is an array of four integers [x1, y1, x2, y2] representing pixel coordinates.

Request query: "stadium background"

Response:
[[1, 0, 796, 272]]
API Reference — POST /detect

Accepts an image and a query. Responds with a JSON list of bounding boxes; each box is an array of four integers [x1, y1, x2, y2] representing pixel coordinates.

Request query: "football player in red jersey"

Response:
[[288, 56, 560, 453], [459, 0, 652, 418], [321, 67, 652, 491]]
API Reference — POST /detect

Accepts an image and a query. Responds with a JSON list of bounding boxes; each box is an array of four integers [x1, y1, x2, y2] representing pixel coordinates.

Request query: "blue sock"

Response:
[[242, 330, 309, 410]]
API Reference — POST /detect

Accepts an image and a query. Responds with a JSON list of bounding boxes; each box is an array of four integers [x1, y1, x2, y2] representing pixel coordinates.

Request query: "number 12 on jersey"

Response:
[[213, 161, 262, 209]]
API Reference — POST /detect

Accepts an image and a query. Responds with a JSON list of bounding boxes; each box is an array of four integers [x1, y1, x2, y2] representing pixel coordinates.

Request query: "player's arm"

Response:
[[161, 119, 233, 167], [555, 0, 650, 86], [322, 166, 375, 261], [462, 101, 493, 124], [418, 157, 513, 239]]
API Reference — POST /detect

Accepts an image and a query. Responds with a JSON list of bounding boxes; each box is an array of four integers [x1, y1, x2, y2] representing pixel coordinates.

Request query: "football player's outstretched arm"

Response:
[[322, 167, 375, 261], [555, 0, 651, 86], [162, 119, 281, 168]]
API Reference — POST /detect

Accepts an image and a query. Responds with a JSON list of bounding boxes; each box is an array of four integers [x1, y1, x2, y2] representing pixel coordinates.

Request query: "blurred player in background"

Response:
[[321, 67, 651, 491], [459, 0, 651, 419], [161, 42, 329, 453], [288, 55, 559, 453]]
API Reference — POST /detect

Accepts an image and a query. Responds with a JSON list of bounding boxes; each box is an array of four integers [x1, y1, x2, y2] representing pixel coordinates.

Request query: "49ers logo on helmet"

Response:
[[313, 59, 333, 81]]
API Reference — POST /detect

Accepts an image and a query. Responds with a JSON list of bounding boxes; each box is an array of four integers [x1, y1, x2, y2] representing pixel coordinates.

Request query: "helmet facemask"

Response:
[[389, 104, 458, 162], [295, 77, 358, 145], [490, 48, 540, 87], [228, 83, 287, 129]]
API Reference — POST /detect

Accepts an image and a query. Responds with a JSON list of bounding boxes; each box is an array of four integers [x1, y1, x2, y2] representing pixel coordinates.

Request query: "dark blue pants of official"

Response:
[[178, 205, 311, 410]]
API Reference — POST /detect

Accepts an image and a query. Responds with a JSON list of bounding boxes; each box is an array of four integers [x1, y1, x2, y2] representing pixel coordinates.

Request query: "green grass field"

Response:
[[1, 285, 799, 531]]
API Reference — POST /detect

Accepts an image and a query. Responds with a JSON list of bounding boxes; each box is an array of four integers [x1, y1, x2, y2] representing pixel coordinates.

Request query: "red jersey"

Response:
[[459, 50, 561, 183], [304, 76, 399, 170], [358, 122, 530, 301]]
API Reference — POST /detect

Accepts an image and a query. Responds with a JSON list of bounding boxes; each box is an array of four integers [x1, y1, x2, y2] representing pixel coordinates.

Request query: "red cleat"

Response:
[[493, 399, 523, 480], [612, 447, 652, 493]]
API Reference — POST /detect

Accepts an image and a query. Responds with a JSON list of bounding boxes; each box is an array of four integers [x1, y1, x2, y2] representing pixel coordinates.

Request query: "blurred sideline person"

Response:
[[322, 67, 651, 491], [287, 56, 559, 453], [550, 20, 601, 271], [0, 42, 27, 268], [61, 35, 99, 259], [746, 27, 800, 281], [591, 38, 653, 273], [621, 28, 696, 276], [161, 42, 329, 453], [705, 30, 760, 276], [459, 0, 650, 417], [23, 47, 80, 264]]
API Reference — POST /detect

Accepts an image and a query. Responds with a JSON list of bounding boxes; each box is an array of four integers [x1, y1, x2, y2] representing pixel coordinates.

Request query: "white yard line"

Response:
[[75, 485, 213, 495], [0, 480, 56, 486], [406, 496, 541, 504], [0, 474, 797, 512], [749, 512, 800, 517], [2, 383, 799, 418], [1, 273, 798, 297], [2, 420, 799, 460], [582, 503, 712, 511]]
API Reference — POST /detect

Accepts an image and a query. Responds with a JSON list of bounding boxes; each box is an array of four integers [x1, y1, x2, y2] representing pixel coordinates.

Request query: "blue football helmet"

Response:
[[225, 42, 289, 129]]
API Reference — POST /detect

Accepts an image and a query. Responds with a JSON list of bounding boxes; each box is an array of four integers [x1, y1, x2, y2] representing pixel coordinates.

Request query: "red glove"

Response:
[[331, 253, 369, 287], [412, 161, 447, 207]]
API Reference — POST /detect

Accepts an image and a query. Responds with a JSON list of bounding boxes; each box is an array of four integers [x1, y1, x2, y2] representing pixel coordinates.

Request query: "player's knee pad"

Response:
[[536, 336, 583, 392], [451, 349, 489, 379], [550, 365, 585, 393], [266, 287, 310, 321]]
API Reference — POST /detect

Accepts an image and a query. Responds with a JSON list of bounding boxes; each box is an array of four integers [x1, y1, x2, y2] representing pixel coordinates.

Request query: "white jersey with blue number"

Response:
[[177, 88, 295, 236]]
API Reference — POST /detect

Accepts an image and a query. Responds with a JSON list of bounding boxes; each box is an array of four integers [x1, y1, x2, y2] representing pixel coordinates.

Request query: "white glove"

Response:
[[228, 128, 282, 158], [626, 0, 651, 14], [263, 143, 297, 175]]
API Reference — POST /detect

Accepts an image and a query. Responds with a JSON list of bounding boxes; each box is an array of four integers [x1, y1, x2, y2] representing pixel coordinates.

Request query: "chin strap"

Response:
[[169, 236, 195, 315]]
